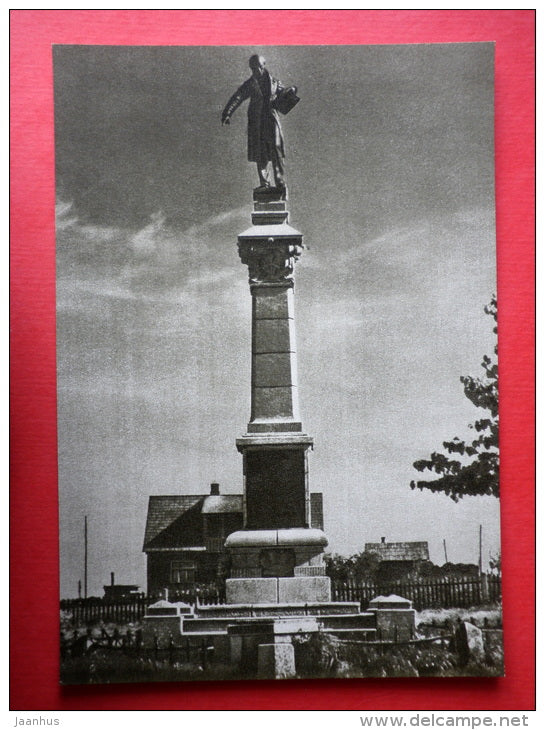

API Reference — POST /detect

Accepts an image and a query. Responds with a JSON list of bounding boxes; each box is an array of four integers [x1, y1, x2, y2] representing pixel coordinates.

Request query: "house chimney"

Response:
[[381, 536, 386, 544], [111, 571, 115, 586], [210, 482, 220, 496]]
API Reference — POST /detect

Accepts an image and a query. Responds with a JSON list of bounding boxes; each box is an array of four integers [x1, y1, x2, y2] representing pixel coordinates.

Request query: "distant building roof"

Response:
[[364, 541, 429, 562], [103, 584, 139, 594]]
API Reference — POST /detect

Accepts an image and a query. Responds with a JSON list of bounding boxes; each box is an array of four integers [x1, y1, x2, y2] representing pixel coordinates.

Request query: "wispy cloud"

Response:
[[56, 199, 249, 308]]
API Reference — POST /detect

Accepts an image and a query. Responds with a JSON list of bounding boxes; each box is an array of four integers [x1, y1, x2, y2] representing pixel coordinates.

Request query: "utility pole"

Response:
[[84, 515, 88, 599], [478, 523, 489, 601], [443, 539, 448, 564], [478, 523, 483, 575]]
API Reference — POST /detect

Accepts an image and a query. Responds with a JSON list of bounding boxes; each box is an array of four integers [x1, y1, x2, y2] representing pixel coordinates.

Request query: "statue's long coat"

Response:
[[222, 70, 285, 163]]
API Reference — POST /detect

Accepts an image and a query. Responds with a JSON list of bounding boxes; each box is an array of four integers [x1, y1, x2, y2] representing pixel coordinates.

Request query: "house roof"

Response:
[[364, 541, 429, 562], [143, 496, 204, 549], [201, 495, 243, 514], [143, 494, 244, 550], [143, 492, 322, 550]]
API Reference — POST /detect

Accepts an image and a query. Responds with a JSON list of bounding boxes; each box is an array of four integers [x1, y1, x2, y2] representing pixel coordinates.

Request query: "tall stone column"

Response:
[[225, 190, 330, 605]]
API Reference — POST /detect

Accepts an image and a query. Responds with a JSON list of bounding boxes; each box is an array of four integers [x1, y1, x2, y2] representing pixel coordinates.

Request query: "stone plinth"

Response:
[[228, 616, 318, 679], [225, 577, 278, 604], [226, 576, 331, 604], [257, 641, 296, 679], [246, 448, 306, 528], [141, 600, 193, 645], [235, 434, 313, 530], [367, 594, 416, 640], [225, 528, 329, 603]]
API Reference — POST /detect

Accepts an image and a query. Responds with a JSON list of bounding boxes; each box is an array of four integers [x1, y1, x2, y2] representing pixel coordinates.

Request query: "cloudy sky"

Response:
[[54, 44, 499, 598]]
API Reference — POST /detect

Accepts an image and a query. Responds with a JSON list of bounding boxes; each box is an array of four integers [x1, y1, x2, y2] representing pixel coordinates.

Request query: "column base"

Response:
[[246, 420, 302, 433]]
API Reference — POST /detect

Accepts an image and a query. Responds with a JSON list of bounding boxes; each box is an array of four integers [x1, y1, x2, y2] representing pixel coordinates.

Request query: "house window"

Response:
[[170, 560, 196, 584]]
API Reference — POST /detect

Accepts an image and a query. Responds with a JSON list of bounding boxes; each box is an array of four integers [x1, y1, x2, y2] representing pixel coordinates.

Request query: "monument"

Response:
[[221, 54, 330, 605], [143, 55, 415, 679]]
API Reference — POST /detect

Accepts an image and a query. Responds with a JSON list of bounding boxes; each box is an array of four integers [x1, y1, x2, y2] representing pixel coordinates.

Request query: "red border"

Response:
[[10, 10, 535, 711]]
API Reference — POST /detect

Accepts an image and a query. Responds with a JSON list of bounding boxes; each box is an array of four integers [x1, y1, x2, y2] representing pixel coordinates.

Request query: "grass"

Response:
[[60, 651, 240, 684], [417, 605, 502, 629]]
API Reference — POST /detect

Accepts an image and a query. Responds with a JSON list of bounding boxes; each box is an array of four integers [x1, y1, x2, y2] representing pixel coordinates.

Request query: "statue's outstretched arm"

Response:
[[222, 83, 250, 125]]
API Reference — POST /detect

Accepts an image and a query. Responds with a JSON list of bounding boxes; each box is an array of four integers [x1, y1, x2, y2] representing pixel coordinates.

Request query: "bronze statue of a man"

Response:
[[222, 55, 297, 193]]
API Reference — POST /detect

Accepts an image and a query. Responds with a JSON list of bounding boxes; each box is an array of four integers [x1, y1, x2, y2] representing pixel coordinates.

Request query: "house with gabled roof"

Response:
[[143, 482, 325, 595], [143, 483, 242, 594], [364, 537, 430, 581]]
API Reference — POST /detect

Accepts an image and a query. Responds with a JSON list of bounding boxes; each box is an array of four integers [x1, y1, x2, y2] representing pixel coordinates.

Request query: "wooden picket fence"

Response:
[[331, 574, 501, 611], [61, 575, 501, 624], [61, 584, 225, 625], [60, 596, 150, 624]]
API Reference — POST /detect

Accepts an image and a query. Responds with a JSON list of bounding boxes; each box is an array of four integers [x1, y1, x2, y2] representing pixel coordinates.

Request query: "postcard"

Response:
[[55, 43, 501, 683]]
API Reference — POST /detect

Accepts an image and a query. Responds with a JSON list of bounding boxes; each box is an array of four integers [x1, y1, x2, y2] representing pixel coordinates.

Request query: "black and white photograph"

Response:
[[54, 43, 502, 683]]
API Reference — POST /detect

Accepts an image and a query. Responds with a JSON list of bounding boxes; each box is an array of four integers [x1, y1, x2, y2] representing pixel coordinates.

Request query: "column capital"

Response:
[[238, 223, 304, 287]]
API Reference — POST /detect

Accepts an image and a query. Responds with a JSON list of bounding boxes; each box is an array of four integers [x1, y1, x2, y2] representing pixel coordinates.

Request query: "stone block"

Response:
[[211, 635, 231, 663], [257, 641, 296, 679], [454, 621, 485, 665], [141, 616, 182, 646], [254, 201, 287, 212], [276, 528, 328, 547], [260, 548, 296, 577], [226, 530, 278, 548], [293, 546, 326, 568], [254, 318, 293, 354], [226, 577, 278, 604], [252, 186, 286, 203], [278, 576, 331, 603], [230, 547, 262, 570], [271, 617, 319, 634], [252, 385, 298, 420], [247, 420, 302, 433], [253, 352, 296, 387], [369, 609, 416, 641], [254, 287, 294, 320], [252, 211, 289, 225], [368, 594, 413, 610], [245, 450, 307, 529], [229, 634, 243, 664]]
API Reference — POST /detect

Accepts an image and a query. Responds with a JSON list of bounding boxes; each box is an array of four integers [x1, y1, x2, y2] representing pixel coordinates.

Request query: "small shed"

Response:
[[364, 537, 430, 580]]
